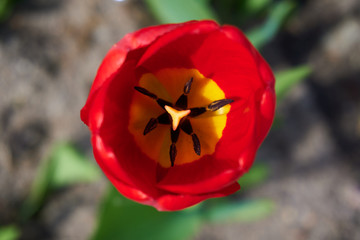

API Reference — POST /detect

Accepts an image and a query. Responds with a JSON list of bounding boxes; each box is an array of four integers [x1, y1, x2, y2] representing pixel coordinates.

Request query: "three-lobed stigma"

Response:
[[134, 77, 233, 167]]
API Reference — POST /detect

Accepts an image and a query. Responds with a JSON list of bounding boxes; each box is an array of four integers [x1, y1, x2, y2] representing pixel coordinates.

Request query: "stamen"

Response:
[[143, 118, 158, 135], [180, 118, 193, 135], [181, 119, 201, 156], [189, 107, 206, 117], [156, 99, 173, 109], [134, 86, 172, 109], [170, 128, 180, 166], [165, 105, 191, 131], [175, 94, 188, 109], [134, 86, 157, 99], [207, 99, 234, 111], [157, 112, 171, 124], [174, 78, 193, 109], [170, 143, 177, 167], [191, 133, 201, 155], [184, 77, 193, 94], [170, 127, 180, 143]]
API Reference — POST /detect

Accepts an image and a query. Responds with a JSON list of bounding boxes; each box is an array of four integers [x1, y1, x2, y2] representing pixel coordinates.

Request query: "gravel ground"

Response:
[[0, 0, 359, 239]]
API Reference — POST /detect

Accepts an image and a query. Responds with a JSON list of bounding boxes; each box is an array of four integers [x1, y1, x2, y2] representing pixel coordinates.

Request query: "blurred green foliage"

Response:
[[246, 0, 295, 48], [202, 199, 274, 223], [92, 186, 274, 240], [145, 0, 296, 49], [275, 65, 312, 101], [92, 187, 202, 240], [211, 0, 271, 25], [145, 0, 218, 23], [238, 162, 270, 190], [21, 143, 101, 220], [0, 0, 21, 22], [0, 225, 19, 240], [242, 0, 271, 15]]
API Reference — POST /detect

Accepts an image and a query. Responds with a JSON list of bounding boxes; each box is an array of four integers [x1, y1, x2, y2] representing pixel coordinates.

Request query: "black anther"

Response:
[[156, 99, 173, 109], [189, 107, 206, 117], [208, 99, 234, 111], [171, 127, 180, 143], [191, 133, 201, 155], [157, 112, 171, 124], [134, 86, 172, 109], [134, 86, 157, 99], [143, 118, 158, 135], [180, 118, 193, 135], [184, 77, 193, 94], [170, 143, 177, 167], [175, 94, 188, 109]]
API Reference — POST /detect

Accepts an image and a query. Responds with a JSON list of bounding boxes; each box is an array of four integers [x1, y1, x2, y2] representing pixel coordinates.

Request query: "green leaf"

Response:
[[275, 65, 312, 101], [202, 199, 274, 223], [145, 0, 218, 24], [0, 225, 20, 240], [92, 186, 202, 240], [0, 0, 21, 22], [50, 143, 101, 187], [247, 0, 296, 49], [21, 143, 101, 219], [0, 0, 12, 21], [238, 162, 269, 189], [243, 0, 270, 14]]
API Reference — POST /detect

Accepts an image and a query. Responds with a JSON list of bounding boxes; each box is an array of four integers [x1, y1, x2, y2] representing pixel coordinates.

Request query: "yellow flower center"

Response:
[[128, 68, 231, 168]]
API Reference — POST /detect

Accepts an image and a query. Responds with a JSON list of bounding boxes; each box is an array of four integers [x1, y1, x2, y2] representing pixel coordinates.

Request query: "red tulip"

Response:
[[81, 20, 275, 211]]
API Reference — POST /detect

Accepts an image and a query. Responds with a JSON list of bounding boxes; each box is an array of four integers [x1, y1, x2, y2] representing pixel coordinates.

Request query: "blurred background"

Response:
[[0, 0, 359, 239]]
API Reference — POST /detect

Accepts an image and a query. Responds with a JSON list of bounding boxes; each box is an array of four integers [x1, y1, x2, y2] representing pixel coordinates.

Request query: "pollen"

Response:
[[164, 106, 191, 131]]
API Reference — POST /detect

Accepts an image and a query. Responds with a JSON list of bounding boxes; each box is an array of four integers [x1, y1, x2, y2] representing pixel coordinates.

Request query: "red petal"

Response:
[[137, 20, 219, 71], [83, 59, 164, 200], [93, 134, 152, 203], [221, 25, 275, 88], [155, 182, 240, 211], [191, 30, 264, 98], [136, 23, 265, 99], [157, 167, 241, 194], [137, 20, 218, 65]]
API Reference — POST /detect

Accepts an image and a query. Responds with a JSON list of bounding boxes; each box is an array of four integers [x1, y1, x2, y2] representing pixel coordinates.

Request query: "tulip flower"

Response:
[[81, 20, 275, 211]]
